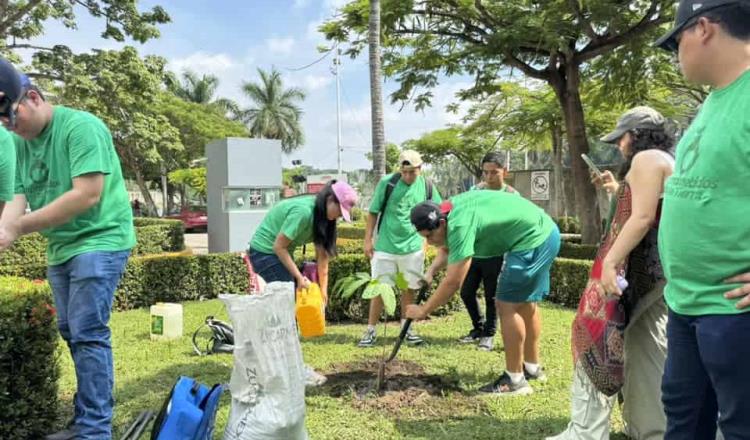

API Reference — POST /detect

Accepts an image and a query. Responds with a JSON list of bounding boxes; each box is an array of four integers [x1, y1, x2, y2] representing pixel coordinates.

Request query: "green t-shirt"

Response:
[[659, 70, 750, 316], [13, 106, 135, 265], [250, 195, 315, 254], [0, 127, 15, 202], [445, 190, 555, 264], [470, 183, 519, 195], [369, 173, 442, 255]]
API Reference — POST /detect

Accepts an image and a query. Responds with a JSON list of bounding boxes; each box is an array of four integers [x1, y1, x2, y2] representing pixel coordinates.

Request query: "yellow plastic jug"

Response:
[[296, 283, 325, 338]]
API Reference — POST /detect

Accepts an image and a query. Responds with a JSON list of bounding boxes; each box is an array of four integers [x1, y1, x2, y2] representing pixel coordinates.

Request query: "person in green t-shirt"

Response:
[[654, 2, 750, 438], [0, 59, 134, 440], [248, 180, 358, 304], [357, 149, 442, 348], [459, 151, 520, 352], [0, 127, 14, 216], [407, 191, 560, 396], [248, 180, 358, 388]]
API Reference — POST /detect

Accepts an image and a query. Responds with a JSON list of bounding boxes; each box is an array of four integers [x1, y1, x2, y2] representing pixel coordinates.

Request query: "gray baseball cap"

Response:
[[600, 106, 666, 144], [655, 0, 749, 51]]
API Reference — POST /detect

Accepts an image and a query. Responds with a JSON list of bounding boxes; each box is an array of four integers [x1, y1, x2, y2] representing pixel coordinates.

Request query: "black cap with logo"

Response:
[[655, 0, 749, 51]]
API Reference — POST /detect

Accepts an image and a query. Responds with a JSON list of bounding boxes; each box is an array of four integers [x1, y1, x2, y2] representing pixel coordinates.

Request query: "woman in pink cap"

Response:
[[248, 180, 358, 304]]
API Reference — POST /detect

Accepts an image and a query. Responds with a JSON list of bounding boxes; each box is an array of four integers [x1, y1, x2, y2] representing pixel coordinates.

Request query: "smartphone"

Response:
[[581, 154, 602, 177]]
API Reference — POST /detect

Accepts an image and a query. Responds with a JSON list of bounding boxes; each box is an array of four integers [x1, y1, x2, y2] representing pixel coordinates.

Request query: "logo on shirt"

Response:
[[679, 129, 702, 175], [29, 159, 49, 184]]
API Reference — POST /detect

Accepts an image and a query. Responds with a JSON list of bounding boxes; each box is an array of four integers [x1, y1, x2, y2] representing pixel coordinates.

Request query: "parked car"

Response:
[[166, 205, 207, 232]]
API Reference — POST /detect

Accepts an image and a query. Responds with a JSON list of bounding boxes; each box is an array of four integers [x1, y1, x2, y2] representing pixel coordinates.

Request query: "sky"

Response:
[[25, 0, 473, 170]]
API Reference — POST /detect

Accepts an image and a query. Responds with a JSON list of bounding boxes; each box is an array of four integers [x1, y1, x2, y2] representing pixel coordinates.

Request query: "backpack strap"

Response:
[[376, 173, 402, 232]]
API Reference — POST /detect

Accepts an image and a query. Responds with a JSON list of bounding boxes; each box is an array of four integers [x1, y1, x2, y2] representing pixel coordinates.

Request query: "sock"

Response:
[[367, 325, 376, 332], [524, 362, 540, 375], [507, 371, 525, 384]]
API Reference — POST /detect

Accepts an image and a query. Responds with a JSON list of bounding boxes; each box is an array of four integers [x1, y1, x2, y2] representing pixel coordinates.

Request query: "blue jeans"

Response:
[[249, 249, 294, 283], [662, 309, 750, 440], [47, 250, 130, 439]]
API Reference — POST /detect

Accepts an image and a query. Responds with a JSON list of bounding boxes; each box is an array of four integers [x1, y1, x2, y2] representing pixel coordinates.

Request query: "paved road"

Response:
[[184, 232, 208, 255]]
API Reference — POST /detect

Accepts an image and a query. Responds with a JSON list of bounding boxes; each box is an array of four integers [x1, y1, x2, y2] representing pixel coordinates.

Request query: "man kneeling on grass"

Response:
[[405, 190, 560, 396]]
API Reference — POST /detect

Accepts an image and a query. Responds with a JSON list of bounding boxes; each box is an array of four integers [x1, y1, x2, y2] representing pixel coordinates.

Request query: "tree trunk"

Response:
[[369, 0, 386, 180], [134, 169, 158, 216], [551, 123, 566, 218], [551, 63, 601, 244]]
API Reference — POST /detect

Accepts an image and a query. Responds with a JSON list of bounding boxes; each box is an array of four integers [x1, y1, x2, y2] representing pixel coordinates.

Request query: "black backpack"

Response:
[[376, 173, 434, 231]]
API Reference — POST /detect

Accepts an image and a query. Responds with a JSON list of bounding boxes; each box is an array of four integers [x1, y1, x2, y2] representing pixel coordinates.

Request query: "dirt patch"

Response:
[[313, 359, 485, 416]]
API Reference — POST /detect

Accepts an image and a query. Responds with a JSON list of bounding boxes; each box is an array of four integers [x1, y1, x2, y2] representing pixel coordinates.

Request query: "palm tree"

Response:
[[239, 68, 306, 153], [369, 0, 386, 180], [169, 69, 240, 117]]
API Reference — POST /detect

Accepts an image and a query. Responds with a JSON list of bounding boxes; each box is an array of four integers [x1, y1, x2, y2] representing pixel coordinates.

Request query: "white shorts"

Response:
[[371, 250, 425, 290]]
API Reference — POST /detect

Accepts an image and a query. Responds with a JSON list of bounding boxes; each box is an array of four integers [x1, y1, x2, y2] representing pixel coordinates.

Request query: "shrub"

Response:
[[0, 234, 47, 267], [560, 234, 582, 244], [114, 253, 249, 311], [554, 216, 582, 234], [548, 258, 593, 308], [133, 218, 185, 253], [337, 225, 366, 240], [559, 242, 598, 260], [0, 277, 59, 439], [336, 238, 364, 255], [0, 219, 185, 271], [3, 253, 593, 320]]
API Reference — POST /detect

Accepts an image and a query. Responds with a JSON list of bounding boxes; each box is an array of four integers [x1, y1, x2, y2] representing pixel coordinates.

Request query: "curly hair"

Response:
[[618, 128, 675, 180]]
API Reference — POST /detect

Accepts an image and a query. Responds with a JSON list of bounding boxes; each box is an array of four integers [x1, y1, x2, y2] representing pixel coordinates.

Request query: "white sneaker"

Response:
[[478, 336, 494, 351], [304, 365, 327, 387]]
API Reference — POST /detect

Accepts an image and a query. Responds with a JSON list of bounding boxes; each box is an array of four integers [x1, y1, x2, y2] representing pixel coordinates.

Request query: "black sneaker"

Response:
[[458, 328, 482, 344], [524, 365, 548, 382], [357, 328, 377, 347], [478, 372, 533, 396]]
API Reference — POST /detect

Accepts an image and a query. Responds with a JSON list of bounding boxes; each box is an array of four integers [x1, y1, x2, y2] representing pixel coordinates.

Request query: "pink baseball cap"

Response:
[[331, 181, 358, 222]]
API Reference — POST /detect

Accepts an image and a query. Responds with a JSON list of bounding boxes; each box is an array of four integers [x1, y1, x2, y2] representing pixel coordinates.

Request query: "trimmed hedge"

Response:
[[114, 253, 249, 311], [336, 238, 365, 255], [554, 216, 582, 234], [0, 218, 185, 271], [3, 254, 595, 322], [548, 258, 593, 308], [559, 242, 598, 261], [133, 217, 185, 252], [337, 225, 366, 240], [0, 277, 59, 439]]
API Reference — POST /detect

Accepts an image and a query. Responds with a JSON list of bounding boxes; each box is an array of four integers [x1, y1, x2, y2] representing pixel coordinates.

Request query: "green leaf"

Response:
[[395, 271, 408, 291], [381, 286, 397, 316], [341, 277, 372, 299], [361, 280, 384, 300]]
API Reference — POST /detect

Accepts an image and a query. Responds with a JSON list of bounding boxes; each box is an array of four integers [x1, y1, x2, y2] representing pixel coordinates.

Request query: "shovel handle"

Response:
[[385, 283, 430, 362]]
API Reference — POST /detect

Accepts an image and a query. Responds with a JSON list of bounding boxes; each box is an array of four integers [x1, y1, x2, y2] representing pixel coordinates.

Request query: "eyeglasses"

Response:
[[0, 90, 27, 128]]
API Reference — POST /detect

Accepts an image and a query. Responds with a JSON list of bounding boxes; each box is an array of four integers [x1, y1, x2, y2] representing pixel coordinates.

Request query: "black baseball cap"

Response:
[[655, 0, 749, 51]]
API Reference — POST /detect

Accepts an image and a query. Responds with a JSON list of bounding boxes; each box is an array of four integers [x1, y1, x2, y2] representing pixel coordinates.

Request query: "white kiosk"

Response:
[[206, 138, 282, 253]]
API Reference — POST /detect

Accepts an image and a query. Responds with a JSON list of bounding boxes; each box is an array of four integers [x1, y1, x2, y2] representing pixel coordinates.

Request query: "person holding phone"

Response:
[[549, 106, 675, 440]]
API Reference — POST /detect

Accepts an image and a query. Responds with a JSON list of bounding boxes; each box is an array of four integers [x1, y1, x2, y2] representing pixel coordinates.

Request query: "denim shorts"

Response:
[[248, 249, 294, 283], [496, 225, 561, 303]]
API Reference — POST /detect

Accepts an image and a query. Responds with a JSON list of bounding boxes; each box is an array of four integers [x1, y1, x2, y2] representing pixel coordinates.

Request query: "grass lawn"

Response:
[[57, 299, 628, 439]]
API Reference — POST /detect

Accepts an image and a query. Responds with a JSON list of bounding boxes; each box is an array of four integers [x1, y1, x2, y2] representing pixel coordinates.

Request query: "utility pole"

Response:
[[334, 45, 343, 174]]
